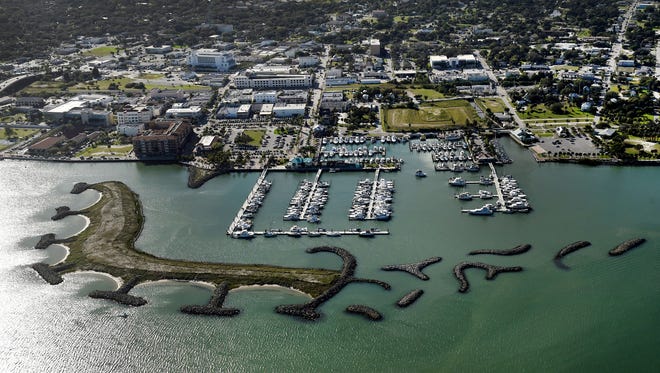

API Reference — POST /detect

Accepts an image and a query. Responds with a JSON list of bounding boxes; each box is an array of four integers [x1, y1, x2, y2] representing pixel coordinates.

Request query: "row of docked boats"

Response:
[[500, 175, 531, 212], [435, 162, 480, 172], [283, 179, 330, 223], [410, 139, 469, 153], [349, 178, 395, 221], [229, 178, 272, 238], [322, 136, 368, 145], [448, 175, 494, 187], [320, 145, 387, 159], [454, 190, 494, 201], [264, 226, 384, 238], [431, 149, 472, 162]]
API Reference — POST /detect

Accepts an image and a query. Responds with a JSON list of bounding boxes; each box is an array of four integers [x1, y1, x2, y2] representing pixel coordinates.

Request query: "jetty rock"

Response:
[[554, 241, 591, 270], [609, 238, 646, 256], [468, 244, 531, 256], [396, 289, 424, 308], [70, 182, 91, 194], [345, 305, 383, 321]]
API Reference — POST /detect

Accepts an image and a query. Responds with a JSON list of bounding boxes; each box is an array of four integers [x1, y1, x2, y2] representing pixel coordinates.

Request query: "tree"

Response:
[[4, 126, 15, 139]]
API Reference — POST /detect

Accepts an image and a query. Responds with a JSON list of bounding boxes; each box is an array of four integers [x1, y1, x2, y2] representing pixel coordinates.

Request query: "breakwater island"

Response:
[[453, 262, 523, 293], [609, 238, 646, 256], [31, 181, 341, 307], [554, 241, 591, 270], [468, 244, 532, 256]]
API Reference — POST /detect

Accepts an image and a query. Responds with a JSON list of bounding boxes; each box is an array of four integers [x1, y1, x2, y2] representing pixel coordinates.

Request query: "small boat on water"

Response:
[[232, 230, 255, 239], [465, 163, 480, 172], [325, 231, 341, 237], [359, 229, 375, 238], [448, 177, 466, 187], [455, 192, 473, 201], [478, 190, 493, 199], [264, 230, 277, 238], [415, 169, 427, 178], [308, 231, 322, 237], [479, 175, 494, 185]]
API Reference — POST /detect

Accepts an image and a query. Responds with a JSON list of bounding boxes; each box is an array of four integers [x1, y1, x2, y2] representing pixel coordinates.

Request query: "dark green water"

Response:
[[1, 138, 658, 372]]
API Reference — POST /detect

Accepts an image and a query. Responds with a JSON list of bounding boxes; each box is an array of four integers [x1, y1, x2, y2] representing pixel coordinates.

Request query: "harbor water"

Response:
[[1, 138, 659, 371]]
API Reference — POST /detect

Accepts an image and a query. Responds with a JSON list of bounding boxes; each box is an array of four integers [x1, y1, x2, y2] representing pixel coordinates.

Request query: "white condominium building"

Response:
[[188, 49, 236, 72]]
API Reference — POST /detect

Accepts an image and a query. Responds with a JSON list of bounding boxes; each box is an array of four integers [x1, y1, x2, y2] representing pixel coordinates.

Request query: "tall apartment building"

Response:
[[115, 105, 153, 136], [131, 120, 192, 158]]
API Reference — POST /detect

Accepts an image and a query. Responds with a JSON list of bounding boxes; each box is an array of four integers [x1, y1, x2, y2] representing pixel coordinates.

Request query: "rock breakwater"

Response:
[[468, 244, 532, 256], [554, 241, 591, 269], [453, 262, 523, 293], [88, 276, 147, 307], [609, 238, 646, 256], [180, 282, 240, 317], [381, 256, 443, 280], [345, 305, 383, 321], [396, 289, 424, 308], [275, 246, 390, 321]]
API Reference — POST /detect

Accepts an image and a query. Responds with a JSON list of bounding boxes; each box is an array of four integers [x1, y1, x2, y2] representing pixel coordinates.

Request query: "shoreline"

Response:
[[230, 284, 312, 298]]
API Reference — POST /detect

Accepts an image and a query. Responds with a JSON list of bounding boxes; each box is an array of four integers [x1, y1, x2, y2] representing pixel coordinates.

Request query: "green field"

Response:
[[0, 114, 28, 123], [475, 98, 507, 113], [383, 100, 478, 131], [20, 81, 69, 94], [408, 88, 445, 100], [0, 128, 39, 139], [518, 104, 593, 120], [72, 77, 210, 91], [138, 73, 165, 79], [82, 46, 119, 56], [76, 145, 133, 158], [243, 130, 265, 147]]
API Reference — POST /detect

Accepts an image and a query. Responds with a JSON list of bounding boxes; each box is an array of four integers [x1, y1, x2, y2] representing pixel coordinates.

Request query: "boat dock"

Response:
[[252, 228, 390, 237], [488, 163, 507, 209], [227, 169, 269, 234], [365, 168, 381, 219], [299, 169, 323, 220]]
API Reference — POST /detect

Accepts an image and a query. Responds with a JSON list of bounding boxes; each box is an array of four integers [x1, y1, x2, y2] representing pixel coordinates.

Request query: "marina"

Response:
[[349, 168, 395, 221], [455, 163, 531, 215], [284, 169, 329, 223]]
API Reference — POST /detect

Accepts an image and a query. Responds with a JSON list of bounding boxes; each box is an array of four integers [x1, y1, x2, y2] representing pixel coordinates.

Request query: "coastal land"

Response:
[[35, 181, 340, 297]]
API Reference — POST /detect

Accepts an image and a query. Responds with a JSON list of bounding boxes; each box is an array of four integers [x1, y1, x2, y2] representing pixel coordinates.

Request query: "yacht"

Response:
[[478, 190, 493, 199], [479, 175, 494, 185], [325, 231, 341, 237], [455, 192, 473, 201], [448, 177, 466, 187], [465, 205, 495, 216], [465, 163, 480, 172], [415, 169, 427, 178], [308, 231, 322, 237], [232, 230, 255, 239]]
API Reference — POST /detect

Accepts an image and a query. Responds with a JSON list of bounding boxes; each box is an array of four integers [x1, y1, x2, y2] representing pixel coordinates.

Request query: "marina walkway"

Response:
[[488, 163, 509, 212], [299, 169, 323, 220]]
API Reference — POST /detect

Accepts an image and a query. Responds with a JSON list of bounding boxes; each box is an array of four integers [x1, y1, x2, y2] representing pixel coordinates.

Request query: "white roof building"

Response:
[[188, 49, 236, 72]]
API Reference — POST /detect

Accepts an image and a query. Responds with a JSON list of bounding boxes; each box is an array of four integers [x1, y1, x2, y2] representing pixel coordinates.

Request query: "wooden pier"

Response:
[[226, 169, 269, 234]]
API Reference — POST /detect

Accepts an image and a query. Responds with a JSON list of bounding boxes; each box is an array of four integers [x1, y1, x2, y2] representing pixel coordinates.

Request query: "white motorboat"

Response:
[[478, 190, 493, 199], [465, 205, 495, 216], [448, 177, 466, 186], [415, 169, 427, 178], [232, 230, 255, 239], [455, 192, 473, 200]]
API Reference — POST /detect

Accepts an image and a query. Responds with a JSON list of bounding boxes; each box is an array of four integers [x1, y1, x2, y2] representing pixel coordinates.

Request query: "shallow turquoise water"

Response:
[[1, 138, 658, 372]]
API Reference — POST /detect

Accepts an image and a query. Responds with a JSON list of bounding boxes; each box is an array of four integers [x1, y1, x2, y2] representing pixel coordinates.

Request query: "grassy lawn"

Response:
[[475, 98, 507, 113], [0, 113, 28, 123], [138, 73, 165, 79], [0, 128, 39, 139], [408, 88, 445, 100], [383, 99, 478, 131], [243, 130, 265, 147], [20, 80, 68, 94], [82, 46, 119, 57], [71, 77, 210, 91], [394, 16, 410, 23], [76, 145, 133, 158], [551, 65, 580, 71], [518, 104, 593, 120]]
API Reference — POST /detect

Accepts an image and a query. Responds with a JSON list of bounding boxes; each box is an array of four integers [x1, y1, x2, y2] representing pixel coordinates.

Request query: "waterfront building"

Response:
[[115, 105, 153, 136], [131, 120, 192, 158]]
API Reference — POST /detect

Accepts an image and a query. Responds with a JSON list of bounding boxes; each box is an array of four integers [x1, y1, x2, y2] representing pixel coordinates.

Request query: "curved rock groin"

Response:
[[51, 206, 80, 220], [609, 238, 646, 256], [554, 241, 591, 270], [453, 262, 523, 293], [70, 182, 90, 194], [396, 289, 424, 308], [31, 263, 63, 285], [345, 305, 383, 321], [381, 256, 443, 280], [275, 246, 390, 321], [468, 244, 532, 256], [88, 276, 147, 307], [180, 282, 240, 317]]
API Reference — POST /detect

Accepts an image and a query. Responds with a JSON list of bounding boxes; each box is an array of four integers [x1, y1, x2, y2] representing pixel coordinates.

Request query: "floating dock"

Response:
[[299, 169, 324, 220], [365, 168, 381, 220], [488, 163, 507, 209]]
